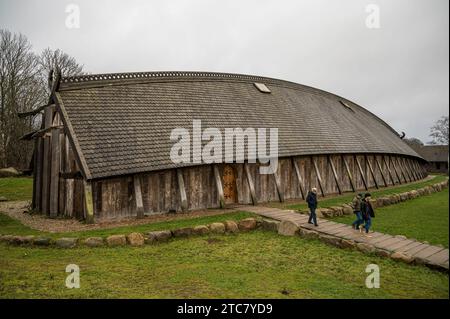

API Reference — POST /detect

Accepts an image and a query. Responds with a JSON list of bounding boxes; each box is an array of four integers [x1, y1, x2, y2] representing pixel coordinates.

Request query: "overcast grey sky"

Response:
[[1, 0, 448, 142]]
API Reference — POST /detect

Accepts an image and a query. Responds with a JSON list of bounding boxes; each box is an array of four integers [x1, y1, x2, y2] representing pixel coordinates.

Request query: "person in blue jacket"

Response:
[[306, 187, 319, 226]]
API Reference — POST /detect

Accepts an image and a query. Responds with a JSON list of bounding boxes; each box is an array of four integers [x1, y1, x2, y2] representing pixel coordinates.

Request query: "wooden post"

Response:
[[34, 138, 43, 211], [176, 169, 188, 211], [41, 105, 54, 215], [400, 158, 412, 182], [408, 159, 420, 181], [327, 155, 342, 194], [365, 155, 379, 189], [382, 156, 395, 186], [355, 156, 368, 191], [133, 175, 144, 218], [374, 156, 388, 187], [213, 165, 225, 208], [49, 127, 61, 217], [311, 156, 325, 197], [83, 181, 94, 224], [342, 155, 356, 192], [390, 156, 403, 184], [65, 135, 74, 217], [273, 168, 284, 202], [292, 157, 305, 199], [244, 162, 257, 205]]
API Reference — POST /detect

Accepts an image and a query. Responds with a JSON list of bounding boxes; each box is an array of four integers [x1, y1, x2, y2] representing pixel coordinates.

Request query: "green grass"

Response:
[[330, 189, 449, 248], [0, 177, 33, 201], [286, 175, 448, 211], [0, 230, 447, 298], [0, 211, 255, 239]]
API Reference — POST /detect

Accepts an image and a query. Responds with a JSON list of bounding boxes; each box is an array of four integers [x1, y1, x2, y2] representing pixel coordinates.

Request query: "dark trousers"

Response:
[[352, 211, 363, 228], [308, 207, 318, 225]]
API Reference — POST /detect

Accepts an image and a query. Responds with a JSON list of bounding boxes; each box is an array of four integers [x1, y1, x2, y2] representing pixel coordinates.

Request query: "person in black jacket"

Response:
[[306, 187, 319, 226], [362, 193, 375, 237]]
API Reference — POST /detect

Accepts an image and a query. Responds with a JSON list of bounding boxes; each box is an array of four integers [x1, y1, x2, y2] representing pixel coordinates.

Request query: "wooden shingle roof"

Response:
[[411, 145, 448, 163], [55, 71, 422, 179]]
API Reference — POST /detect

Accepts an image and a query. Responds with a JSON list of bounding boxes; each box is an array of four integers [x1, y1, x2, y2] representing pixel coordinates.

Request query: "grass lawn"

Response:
[[0, 211, 255, 239], [330, 189, 449, 248], [0, 177, 33, 201], [285, 175, 448, 211], [0, 231, 448, 299]]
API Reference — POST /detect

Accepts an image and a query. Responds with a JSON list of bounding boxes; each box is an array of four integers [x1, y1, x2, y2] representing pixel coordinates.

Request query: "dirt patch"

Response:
[[0, 201, 241, 233]]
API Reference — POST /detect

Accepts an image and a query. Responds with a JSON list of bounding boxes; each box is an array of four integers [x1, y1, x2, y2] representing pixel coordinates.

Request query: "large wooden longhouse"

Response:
[[22, 71, 427, 223]]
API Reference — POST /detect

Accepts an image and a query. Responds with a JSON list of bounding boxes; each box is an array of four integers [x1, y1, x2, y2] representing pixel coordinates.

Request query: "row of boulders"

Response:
[[275, 219, 448, 272], [0, 217, 264, 248], [298, 180, 449, 218]]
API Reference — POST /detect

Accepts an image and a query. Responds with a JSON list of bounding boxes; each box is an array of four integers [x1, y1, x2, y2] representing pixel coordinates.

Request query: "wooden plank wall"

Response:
[[34, 150, 427, 221]]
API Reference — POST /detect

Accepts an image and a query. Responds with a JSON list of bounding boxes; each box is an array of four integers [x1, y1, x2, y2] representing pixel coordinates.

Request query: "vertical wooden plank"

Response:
[[133, 175, 145, 218], [328, 155, 342, 194], [407, 158, 419, 181], [396, 156, 408, 183], [83, 180, 94, 224], [34, 138, 43, 211], [390, 156, 403, 184], [365, 155, 379, 189], [354, 155, 368, 190], [176, 169, 188, 211], [342, 155, 356, 192], [65, 135, 74, 217], [374, 156, 388, 187], [41, 106, 54, 214], [311, 156, 325, 197], [244, 162, 258, 205], [401, 157, 413, 182], [292, 157, 306, 199], [213, 165, 225, 208], [49, 128, 61, 217]]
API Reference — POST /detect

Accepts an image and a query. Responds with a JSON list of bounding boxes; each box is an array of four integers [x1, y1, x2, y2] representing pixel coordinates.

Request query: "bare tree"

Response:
[[38, 48, 84, 94], [0, 29, 42, 168], [429, 116, 449, 145]]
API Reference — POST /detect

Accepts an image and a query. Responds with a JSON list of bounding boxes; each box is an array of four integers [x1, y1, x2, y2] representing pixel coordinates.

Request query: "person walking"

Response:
[[352, 193, 364, 230], [306, 187, 319, 226], [361, 193, 375, 237]]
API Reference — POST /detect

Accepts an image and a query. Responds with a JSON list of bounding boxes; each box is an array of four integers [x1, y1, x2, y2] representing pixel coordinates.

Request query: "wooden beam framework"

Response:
[[365, 155, 379, 189], [292, 157, 306, 199], [49, 127, 61, 217], [382, 156, 396, 186], [390, 156, 403, 184], [83, 181, 94, 224], [273, 168, 285, 202], [328, 155, 342, 194], [244, 162, 257, 205], [341, 156, 356, 192], [311, 156, 325, 197], [374, 156, 388, 187], [354, 156, 368, 190]]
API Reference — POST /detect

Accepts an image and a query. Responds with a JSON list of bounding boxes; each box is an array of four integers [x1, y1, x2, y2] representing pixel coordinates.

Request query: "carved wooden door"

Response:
[[222, 165, 237, 204]]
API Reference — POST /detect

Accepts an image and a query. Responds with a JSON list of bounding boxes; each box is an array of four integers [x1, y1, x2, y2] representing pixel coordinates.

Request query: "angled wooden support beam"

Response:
[[405, 158, 417, 181], [365, 155, 379, 189], [342, 155, 356, 192], [374, 156, 388, 187], [244, 162, 257, 205], [409, 159, 420, 181], [133, 175, 144, 218], [400, 157, 412, 182], [273, 168, 285, 202], [49, 127, 61, 217], [328, 155, 342, 194], [354, 156, 368, 191], [292, 157, 306, 199], [176, 169, 188, 212], [83, 181, 95, 224], [395, 157, 408, 183], [41, 105, 55, 215], [382, 155, 395, 186], [390, 156, 402, 184], [311, 156, 325, 197], [34, 138, 43, 211], [213, 165, 225, 208]]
